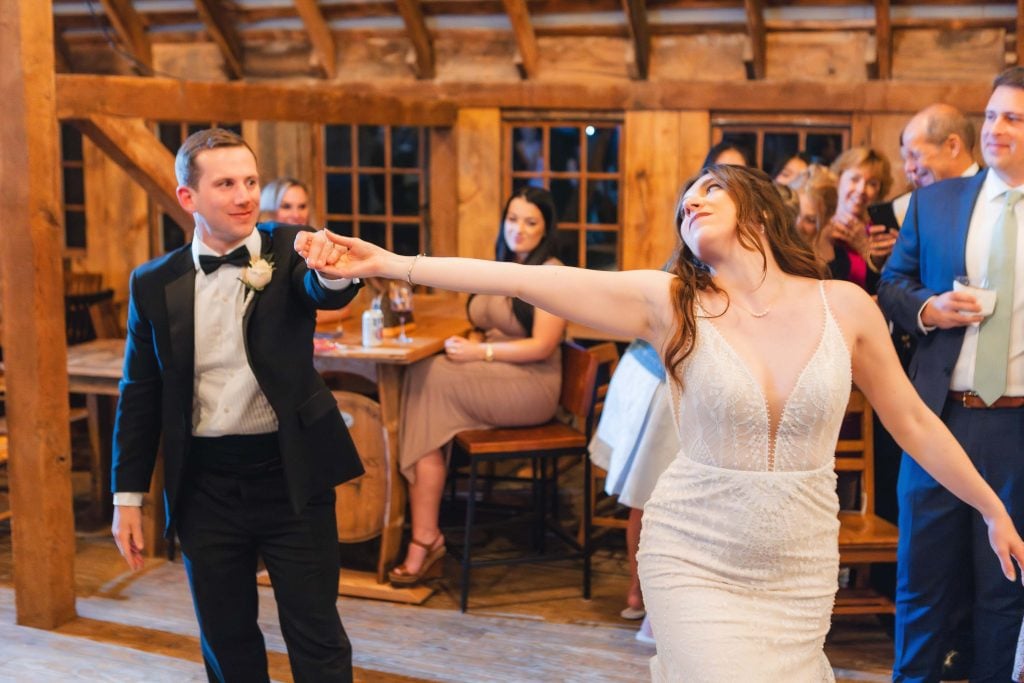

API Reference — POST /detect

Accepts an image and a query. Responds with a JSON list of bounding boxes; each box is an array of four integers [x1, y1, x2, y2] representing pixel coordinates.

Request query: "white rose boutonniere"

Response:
[[240, 256, 274, 292]]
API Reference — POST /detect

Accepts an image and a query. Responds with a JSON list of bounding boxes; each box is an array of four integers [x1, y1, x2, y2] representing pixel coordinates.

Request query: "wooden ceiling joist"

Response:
[[294, 0, 337, 79], [194, 0, 245, 80], [56, 74, 458, 126], [743, 0, 766, 80], [621, 0, 650, 81], [500, 0, 540, 80], [394, 0, 436, 80], [874, 0, 893, 80], [97, 0, 153, 73], [54, 29, 73, 73], [73, 115, 193, 233]]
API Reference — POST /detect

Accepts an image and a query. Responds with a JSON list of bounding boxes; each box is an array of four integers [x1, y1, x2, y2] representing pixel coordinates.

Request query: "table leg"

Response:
[[375, 364, 406, 582]]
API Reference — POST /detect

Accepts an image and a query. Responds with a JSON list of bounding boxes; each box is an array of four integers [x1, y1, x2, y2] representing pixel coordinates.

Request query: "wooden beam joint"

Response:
[[194, 0, 245, 80], [395, 0, 435, 80], [501, 0, 539, 80], [621, 0, 651, 81], [97, 0, 153, 73], [743, 0, 766, 80]]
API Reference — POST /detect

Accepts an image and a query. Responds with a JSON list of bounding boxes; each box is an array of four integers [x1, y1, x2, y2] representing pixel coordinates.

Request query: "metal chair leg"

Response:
[[461, 458, 479, 613]]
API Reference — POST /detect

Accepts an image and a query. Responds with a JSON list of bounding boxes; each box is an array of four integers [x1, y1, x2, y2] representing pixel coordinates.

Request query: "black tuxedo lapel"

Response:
[[242, 229, 274, 366]]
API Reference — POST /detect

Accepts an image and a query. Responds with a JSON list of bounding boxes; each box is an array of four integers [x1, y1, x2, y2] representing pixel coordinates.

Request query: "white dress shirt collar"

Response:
[[190, 227, 262, 271], [982, 168, 1024, 204]]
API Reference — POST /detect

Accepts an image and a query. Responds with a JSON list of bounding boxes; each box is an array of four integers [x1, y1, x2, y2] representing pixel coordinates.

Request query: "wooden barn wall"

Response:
[[60, 25, 1007, 300]]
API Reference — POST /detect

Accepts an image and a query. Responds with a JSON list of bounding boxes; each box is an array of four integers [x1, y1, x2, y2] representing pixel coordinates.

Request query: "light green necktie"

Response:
[[974, 189, 1021, 405]]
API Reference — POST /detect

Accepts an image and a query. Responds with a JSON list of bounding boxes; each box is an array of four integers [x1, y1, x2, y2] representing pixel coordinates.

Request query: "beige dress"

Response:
[[398, 292, 561, 483]]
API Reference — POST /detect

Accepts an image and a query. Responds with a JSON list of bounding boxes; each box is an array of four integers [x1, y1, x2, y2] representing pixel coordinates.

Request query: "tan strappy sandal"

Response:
[[388, 535, 446, 586]]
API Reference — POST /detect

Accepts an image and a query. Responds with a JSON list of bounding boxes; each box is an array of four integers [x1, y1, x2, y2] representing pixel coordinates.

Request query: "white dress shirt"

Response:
[[949, 171, 1024, 395], [115, 228, 350, 507]]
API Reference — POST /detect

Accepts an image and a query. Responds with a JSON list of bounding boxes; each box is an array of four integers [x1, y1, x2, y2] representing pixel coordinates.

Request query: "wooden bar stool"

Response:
[[448, 341, 616, 612]]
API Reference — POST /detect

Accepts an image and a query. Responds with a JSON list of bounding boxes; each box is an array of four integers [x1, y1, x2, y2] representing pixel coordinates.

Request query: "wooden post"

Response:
[[455, 109, 501, 261], [874, 0, 893, 80], [0, 0, 78, 629]]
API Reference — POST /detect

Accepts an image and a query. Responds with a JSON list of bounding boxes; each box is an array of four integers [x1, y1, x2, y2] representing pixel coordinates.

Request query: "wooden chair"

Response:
[[65, 289, 117, 346], [64, 271, 103, 296], [448, 341, 610, 612], [834, 387, 899, 616]]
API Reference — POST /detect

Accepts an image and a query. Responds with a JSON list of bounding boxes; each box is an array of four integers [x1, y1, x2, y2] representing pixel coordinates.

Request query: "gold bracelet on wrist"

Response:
[[406, 253, 424, 286]]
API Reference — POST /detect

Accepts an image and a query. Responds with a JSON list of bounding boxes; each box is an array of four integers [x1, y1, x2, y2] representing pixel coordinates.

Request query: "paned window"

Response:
[[320, 125, 427, 257], [61, 124, 87, 250], [504, 120, 623, 270], [712, 115, 850, 175]]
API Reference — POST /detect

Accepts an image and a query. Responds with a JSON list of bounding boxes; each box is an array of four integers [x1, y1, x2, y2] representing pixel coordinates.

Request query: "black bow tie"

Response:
[[198, 246, 251, 274]]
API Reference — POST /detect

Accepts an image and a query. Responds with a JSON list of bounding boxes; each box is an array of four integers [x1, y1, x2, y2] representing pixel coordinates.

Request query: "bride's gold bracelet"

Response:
[[406, 253, 425, 286]]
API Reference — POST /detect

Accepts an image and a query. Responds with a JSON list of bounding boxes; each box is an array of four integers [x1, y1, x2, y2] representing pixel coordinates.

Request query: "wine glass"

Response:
[[389, 282, 414, 343]]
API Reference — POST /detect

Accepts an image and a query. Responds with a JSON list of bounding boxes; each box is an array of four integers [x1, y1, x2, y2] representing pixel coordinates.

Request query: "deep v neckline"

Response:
[[698, 283, 830, 469]]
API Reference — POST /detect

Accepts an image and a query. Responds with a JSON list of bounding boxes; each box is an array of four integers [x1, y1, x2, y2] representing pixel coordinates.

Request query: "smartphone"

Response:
[[867, 201, 900, 232]]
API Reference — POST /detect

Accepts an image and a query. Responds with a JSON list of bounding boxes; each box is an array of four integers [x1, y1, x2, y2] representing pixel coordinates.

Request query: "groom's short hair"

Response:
[[175, 128, 256, 188], [993, 66, 1024, 92]]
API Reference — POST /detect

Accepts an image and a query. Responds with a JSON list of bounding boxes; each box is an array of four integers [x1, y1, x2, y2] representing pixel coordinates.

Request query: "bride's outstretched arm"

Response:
[[832, 281, 1024, 583], [297, 231, 676, 345]]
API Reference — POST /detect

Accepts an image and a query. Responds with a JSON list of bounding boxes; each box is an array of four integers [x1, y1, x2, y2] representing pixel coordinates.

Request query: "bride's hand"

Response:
[[986, 511, 1024, 585]]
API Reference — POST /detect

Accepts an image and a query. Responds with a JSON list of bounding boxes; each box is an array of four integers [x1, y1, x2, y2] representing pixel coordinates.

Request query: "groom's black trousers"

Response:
[[175, 433, 352, 683]]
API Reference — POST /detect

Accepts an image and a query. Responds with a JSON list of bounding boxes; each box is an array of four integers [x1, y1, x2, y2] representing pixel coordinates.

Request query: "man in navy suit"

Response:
[[110, 128, 364, 682], [879, 68, 1024, 682]]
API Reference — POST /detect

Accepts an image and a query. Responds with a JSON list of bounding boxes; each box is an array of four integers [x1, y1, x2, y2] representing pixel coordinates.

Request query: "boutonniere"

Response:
[[239, 256, 274, 292]]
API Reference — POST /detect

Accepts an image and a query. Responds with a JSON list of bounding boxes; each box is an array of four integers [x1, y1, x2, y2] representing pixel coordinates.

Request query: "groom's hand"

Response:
[[295, 229, 343, 274], [112, 505, 146, 571]]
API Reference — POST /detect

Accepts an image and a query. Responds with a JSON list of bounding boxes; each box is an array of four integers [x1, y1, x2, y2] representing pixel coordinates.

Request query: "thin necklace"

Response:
[[730, 279, 781, 318]]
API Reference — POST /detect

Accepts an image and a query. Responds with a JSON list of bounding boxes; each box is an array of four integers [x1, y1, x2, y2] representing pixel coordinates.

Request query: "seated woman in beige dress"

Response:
[[388, 187, 568, 585]]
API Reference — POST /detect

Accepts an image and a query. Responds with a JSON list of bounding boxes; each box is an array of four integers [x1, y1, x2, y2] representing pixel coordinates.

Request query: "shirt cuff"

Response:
[[917, 296, 937, 334], [113, 492, 145, 507], [316, 273, 354, 290]]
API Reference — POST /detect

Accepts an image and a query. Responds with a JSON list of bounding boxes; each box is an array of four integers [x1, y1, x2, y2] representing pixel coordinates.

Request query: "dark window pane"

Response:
[[550, 178, 580, 224], [63, 167, 84, 205], [550, 126, 580, 173], [61, 125, 83, 162], [327, 220, 353, 236], [806, 134, 843, 166], [587, 126, 619, 173], [391, 174, 420, 216], [719, 132, 757, 165], [391, 127, 419, 168], [393, 224, 420, 256], [187, 123, 208, 136], [325, 125, 351, 167], [162, 213, 185, 253], [159, 123, 182, 152], [64, 210, 86, 249], [763, 133, 799, 174], [586, 230, 618, 271], [587, 180, 618, 224], [359, 221, 386, 247], [358, 126, 385, 167], [326, 173, 352, 215], [219, 122, 242, 135], [359, 174, 386, 215], [557, 229, 580, 267], [513, 176, 544, 193], [512, 127, 544, 172]]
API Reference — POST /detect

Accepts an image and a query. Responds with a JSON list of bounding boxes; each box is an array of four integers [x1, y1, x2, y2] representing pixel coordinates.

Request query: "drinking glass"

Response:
[[389, 282, 414, 343]]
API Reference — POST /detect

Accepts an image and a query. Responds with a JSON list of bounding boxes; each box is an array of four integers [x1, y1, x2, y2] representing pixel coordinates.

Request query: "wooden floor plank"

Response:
[[0, 530, 893, 682]]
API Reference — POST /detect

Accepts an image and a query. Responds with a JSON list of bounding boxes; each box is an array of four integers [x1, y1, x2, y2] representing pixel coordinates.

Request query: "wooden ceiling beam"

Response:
[[55, 74, 994, 119], [874, 0, 892, 80], [294, 0, 337, 79], [500, 0, 539, 79], [55, 74, 458, 126], [743, 0, 766, 80], [395, 0, 436, 79], [621, 0, 650, 81], [72, 115, 193, 233], [97, 0, 153, 73], [194, 0, 245, 80], [54, 29, 73, 73]]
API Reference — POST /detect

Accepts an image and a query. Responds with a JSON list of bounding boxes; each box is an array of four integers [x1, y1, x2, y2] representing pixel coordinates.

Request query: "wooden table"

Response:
[[311, 293, 470, 602], [61, 294, 470, 602]]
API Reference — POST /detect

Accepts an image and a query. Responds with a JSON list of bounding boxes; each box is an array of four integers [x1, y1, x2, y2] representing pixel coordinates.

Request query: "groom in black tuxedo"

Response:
[[110, 128, 364, 682]]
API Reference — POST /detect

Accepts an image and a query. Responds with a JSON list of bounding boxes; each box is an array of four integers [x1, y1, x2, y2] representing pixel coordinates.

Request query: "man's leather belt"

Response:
[[948, 391, 1024, 409]]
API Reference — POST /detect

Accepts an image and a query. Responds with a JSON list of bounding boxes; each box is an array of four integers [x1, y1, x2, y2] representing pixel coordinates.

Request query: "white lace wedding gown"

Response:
[[637, 282, 850, 682]]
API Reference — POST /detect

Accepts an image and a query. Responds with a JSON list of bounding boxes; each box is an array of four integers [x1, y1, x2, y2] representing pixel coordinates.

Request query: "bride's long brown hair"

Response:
[[663, 165, 826, 387]]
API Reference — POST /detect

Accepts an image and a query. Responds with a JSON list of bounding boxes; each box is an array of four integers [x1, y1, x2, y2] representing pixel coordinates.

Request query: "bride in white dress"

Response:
[[299, 165, 1024, 682]]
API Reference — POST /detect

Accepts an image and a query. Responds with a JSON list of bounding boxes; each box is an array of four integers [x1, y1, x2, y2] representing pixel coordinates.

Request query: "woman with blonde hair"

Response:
[[828, 147, 896, 292], [260, 177, 312, 225]]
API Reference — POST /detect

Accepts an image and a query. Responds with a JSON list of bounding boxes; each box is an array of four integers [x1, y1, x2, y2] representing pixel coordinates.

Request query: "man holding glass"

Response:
[[879, 67, 1024, 682]]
